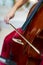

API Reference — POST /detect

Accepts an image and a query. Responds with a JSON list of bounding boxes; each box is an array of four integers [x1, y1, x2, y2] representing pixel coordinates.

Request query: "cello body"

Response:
[[22, 4, 43, 65], [11, 2, 43, 65], [16, 2, 43, 65]]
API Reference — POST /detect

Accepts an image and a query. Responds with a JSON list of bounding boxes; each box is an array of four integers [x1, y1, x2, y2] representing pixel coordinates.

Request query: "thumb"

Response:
[[4, 16, 9, 24]]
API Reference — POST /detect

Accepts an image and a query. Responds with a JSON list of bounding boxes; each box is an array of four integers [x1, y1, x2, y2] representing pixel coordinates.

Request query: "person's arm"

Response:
[[4, 0, 28, 23], [12, 0, 28, 12]]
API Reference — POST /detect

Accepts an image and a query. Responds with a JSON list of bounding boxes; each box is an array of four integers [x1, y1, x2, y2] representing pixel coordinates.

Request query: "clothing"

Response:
[[40, 60, 43, 65], [0, 28, 28, 65], [40, 54, 43, 65]]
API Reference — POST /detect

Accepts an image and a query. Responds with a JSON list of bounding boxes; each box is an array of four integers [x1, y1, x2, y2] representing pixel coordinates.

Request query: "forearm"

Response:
[[4, 0, 28, 23], [11, 0, 28, 13]]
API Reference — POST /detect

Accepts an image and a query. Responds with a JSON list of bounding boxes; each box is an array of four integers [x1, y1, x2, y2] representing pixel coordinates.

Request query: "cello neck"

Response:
[[22, 0, 43, 31]]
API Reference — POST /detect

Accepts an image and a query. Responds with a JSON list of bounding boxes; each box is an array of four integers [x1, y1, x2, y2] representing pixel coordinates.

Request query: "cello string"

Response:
[[9, 23, 40, 55], [22, 0, 43, 31]]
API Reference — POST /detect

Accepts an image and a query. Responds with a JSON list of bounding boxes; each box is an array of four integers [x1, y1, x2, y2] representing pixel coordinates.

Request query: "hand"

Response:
[[4, 10, 15, 24], [4, 16, 10, 24]]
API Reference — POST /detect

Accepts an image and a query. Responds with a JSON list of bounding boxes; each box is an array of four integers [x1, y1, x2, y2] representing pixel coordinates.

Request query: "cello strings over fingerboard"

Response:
[[22, 0, 43, 31]]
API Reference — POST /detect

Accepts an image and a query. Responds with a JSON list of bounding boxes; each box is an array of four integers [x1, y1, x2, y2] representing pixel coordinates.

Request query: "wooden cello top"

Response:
[[22, 1, 43, 59]]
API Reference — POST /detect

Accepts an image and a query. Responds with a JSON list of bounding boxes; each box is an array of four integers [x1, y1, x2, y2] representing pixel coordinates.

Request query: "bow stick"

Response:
[[8, 23, 40, 55]]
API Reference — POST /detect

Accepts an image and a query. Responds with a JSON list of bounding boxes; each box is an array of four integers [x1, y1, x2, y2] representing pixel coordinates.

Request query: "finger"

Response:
[[4, 17, 9, 24]]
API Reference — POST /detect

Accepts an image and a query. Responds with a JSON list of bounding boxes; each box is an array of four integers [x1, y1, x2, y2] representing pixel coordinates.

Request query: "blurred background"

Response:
[[0, 0, 37, 54]]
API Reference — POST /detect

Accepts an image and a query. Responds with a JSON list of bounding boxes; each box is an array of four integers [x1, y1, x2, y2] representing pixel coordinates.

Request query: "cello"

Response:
[[0, 0, 43, 65], [11, 0, 43, 64]]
